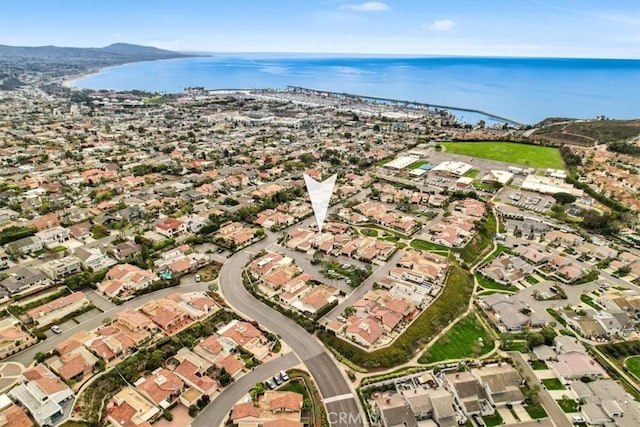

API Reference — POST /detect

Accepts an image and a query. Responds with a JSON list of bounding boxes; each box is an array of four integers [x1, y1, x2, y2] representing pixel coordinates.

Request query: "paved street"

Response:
[[509, 352, 572, 427], [192, 351, 300, 427], [218, 234, 363, 426], [5, 280, 204, 366], [277, 245, 359, 294], [324, 250, 403, 321]]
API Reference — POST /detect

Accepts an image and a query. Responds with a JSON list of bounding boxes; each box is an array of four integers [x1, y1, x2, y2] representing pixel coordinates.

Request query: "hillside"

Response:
[[530, 119, 640, 146], [0, 43, 201, 86], [0, 43, 194, 62]]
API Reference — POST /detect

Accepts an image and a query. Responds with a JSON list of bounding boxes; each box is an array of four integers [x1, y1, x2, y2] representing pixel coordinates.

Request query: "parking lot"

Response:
[[499, 188, 556, 213]]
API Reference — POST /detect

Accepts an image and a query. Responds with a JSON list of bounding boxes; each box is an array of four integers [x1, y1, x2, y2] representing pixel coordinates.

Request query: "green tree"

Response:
[[216, 368, 232, 386], [526, 332, 545, 349], [540, 326, 557, 346], [553, 192, 577, 204]]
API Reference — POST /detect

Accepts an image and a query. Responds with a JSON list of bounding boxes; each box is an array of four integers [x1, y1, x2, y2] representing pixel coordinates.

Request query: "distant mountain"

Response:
[[0, 43, 194, 62], [0, 43, 202, 87]]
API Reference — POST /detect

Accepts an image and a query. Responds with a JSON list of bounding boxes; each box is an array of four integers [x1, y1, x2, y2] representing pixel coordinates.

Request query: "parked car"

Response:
[[280, 370, 289, 382], [273, 375, 283, 386], [195, 274, 201, 282], [51, 325, 62, 334], [264, 379, 276, 389]]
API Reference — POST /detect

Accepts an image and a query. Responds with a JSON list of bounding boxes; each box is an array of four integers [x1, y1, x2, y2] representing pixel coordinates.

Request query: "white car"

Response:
[[51, 325, 62, 334], [195, 274, 201, 282]]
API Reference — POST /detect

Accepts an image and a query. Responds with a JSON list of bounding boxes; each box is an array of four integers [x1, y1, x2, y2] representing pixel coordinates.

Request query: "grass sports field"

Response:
[[626, 356, 640, 379], [443, 141, 564, 169]]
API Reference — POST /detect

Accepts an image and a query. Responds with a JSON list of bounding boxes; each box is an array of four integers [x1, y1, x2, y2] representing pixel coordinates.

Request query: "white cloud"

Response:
[[427, 19, 456, 32], [341, 2, 389, 12]]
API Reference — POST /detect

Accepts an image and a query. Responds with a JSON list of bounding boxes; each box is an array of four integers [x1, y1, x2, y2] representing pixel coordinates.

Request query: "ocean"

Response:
[[72, 54, 640, 125]]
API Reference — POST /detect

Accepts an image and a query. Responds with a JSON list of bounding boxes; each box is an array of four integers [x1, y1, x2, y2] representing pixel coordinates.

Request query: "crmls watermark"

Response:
[[328, 412, 365, 426]]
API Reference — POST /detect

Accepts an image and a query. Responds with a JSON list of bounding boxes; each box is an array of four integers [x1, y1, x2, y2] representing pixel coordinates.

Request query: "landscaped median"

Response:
[[318, 261, 474, 369]]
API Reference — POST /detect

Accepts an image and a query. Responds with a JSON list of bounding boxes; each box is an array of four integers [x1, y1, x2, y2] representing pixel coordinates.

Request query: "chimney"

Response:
[[386, 398, 391, 404]]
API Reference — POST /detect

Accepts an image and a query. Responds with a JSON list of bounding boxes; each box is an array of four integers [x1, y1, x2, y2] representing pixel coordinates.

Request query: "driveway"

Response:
[[192, 352, 299, 427], [5, 281, 206, 366], [323, 250, 403, 321], [218, 238, 363, 425], [509, 352, 572, 427]]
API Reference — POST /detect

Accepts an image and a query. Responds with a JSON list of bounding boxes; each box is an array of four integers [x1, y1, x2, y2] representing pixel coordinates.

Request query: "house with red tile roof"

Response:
[[261, 390, 303, 416], [99, 264, 159, 298], [345, 315, 384, 348], [230, 402, 262, 424], [0, 404, 32, 427], [9, 364, 74, 426], [106, 387, 158, 427], [135, 368, 184, 408], [140, 298, 193, 335], [165, 291, 218, 319], [218, 320, 270, 361], [48, 344, 98, 383], [115, 309, 156, 333], [0, 317, 36, 360], [26, 291, 89, 327], [173, 358, 218, 396], [154, 217, 186, 238]]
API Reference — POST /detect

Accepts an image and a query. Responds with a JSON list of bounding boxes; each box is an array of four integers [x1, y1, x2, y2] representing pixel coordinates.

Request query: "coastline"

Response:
[[62, 67, 103, 88], [58, 55, 640, 123], [61, 55, 205, 88]]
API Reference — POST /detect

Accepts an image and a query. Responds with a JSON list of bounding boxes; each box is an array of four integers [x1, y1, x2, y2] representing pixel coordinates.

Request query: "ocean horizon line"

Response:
[[180, 51, 640, 61]]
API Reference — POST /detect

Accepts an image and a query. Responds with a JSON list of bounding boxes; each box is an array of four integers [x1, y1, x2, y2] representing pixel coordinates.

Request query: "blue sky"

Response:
[[1, 0, 639, 58]]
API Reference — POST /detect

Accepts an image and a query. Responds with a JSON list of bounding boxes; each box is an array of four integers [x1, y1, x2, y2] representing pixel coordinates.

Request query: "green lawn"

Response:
[[482, 411, 504, 427], [443, 141, 564, 169], [464, 169, 481, 178], [580, 294, 601, 311], [360, 228, 378, 237], [487, 243, 510, 261], [626, 356, 640, 380], [556, 398, 579, 413], [410, 239, 450, 253], [476, 289, 512, 297], [409, 160, 430, 170], [526, 275, 540, 285], [525, 404, 548, 419], [501, 340, 528, 352], [531, 359, 548, 370], [419, 313, 494, 363], [542, 378, 566, 390], [278, 379, 307, 395], [476, 274, 515, 292]]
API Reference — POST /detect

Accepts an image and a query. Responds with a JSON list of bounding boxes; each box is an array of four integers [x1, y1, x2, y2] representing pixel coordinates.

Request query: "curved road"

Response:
[[218, 234, 364, 426], [193, 352, 300, 427]]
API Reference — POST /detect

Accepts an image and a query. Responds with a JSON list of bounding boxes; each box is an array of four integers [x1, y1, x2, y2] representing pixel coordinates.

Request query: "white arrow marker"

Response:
[[304, 173, 337, 233]]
